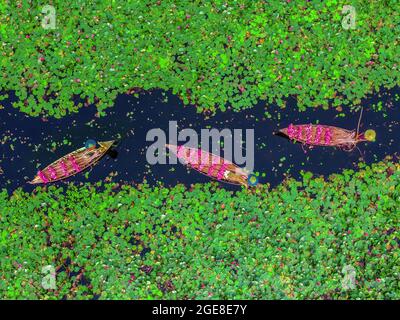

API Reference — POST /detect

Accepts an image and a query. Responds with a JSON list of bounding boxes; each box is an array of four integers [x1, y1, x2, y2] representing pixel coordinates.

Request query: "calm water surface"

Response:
[[0, 88, 399, 192]]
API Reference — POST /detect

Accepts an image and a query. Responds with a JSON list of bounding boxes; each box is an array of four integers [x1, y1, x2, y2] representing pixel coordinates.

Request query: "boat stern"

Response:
[[27, 177, 42, 185], [278, 127, 289, 137]]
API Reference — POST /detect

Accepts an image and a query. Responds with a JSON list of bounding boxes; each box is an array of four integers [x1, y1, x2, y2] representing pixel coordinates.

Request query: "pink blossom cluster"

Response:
[[176, 146, 228, 181], [48, 166, 57, 180], [296, 126, 303, 141], [216, 163, 229, 180], [324, 128, 333, 145], [305, 125, 313, 144], [190, 149, 210, 171], [287, 124, 304, 141], [60, 160, 69, 176], [68, 156, 81, 172], [38, 171, 49, 184], [315, 125, 323, 144], [37, 155, 82, 184], [287, 124, 296, 140]]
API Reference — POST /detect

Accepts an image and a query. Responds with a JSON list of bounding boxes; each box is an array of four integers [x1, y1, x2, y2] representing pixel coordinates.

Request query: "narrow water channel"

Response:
[[0, 88, 399, 192]]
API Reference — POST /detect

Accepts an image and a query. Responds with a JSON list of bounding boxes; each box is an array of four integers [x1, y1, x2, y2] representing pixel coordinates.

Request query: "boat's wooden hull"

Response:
[[279, 124, 363, 147], [28, 140, 115, 184], [165, 144, 249, 187]]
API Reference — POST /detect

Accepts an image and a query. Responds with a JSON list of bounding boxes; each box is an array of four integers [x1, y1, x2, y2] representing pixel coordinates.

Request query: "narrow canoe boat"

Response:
[[279, 124, 375, 150], [165, 144, 249, 187], [28, 140, 115, 184]]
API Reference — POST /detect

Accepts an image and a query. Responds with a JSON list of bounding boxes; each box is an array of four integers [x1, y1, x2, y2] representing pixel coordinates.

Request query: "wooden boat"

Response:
[[28, 140, 115, 184], [165, 144, 249, 187], [279, 108, 376, 150], [279, 124, 375, 150]]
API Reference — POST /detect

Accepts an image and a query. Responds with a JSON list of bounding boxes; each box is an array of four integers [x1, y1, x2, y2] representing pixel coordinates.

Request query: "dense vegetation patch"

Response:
[[0, 1, 399, 117], [1, 159, 399, 299]]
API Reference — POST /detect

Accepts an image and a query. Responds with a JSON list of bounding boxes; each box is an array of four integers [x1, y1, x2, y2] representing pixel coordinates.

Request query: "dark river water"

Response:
[[0, 88, 399, 193]]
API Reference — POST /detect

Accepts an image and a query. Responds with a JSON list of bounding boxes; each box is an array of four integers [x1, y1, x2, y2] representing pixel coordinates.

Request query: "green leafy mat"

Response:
[[1, 1, 399, 116], [1, 159, 399, 299]]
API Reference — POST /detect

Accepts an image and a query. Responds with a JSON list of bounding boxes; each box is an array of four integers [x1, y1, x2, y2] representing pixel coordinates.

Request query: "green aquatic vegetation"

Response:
[[0, 1, 399, 117], [0, 159, 399, 299]]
